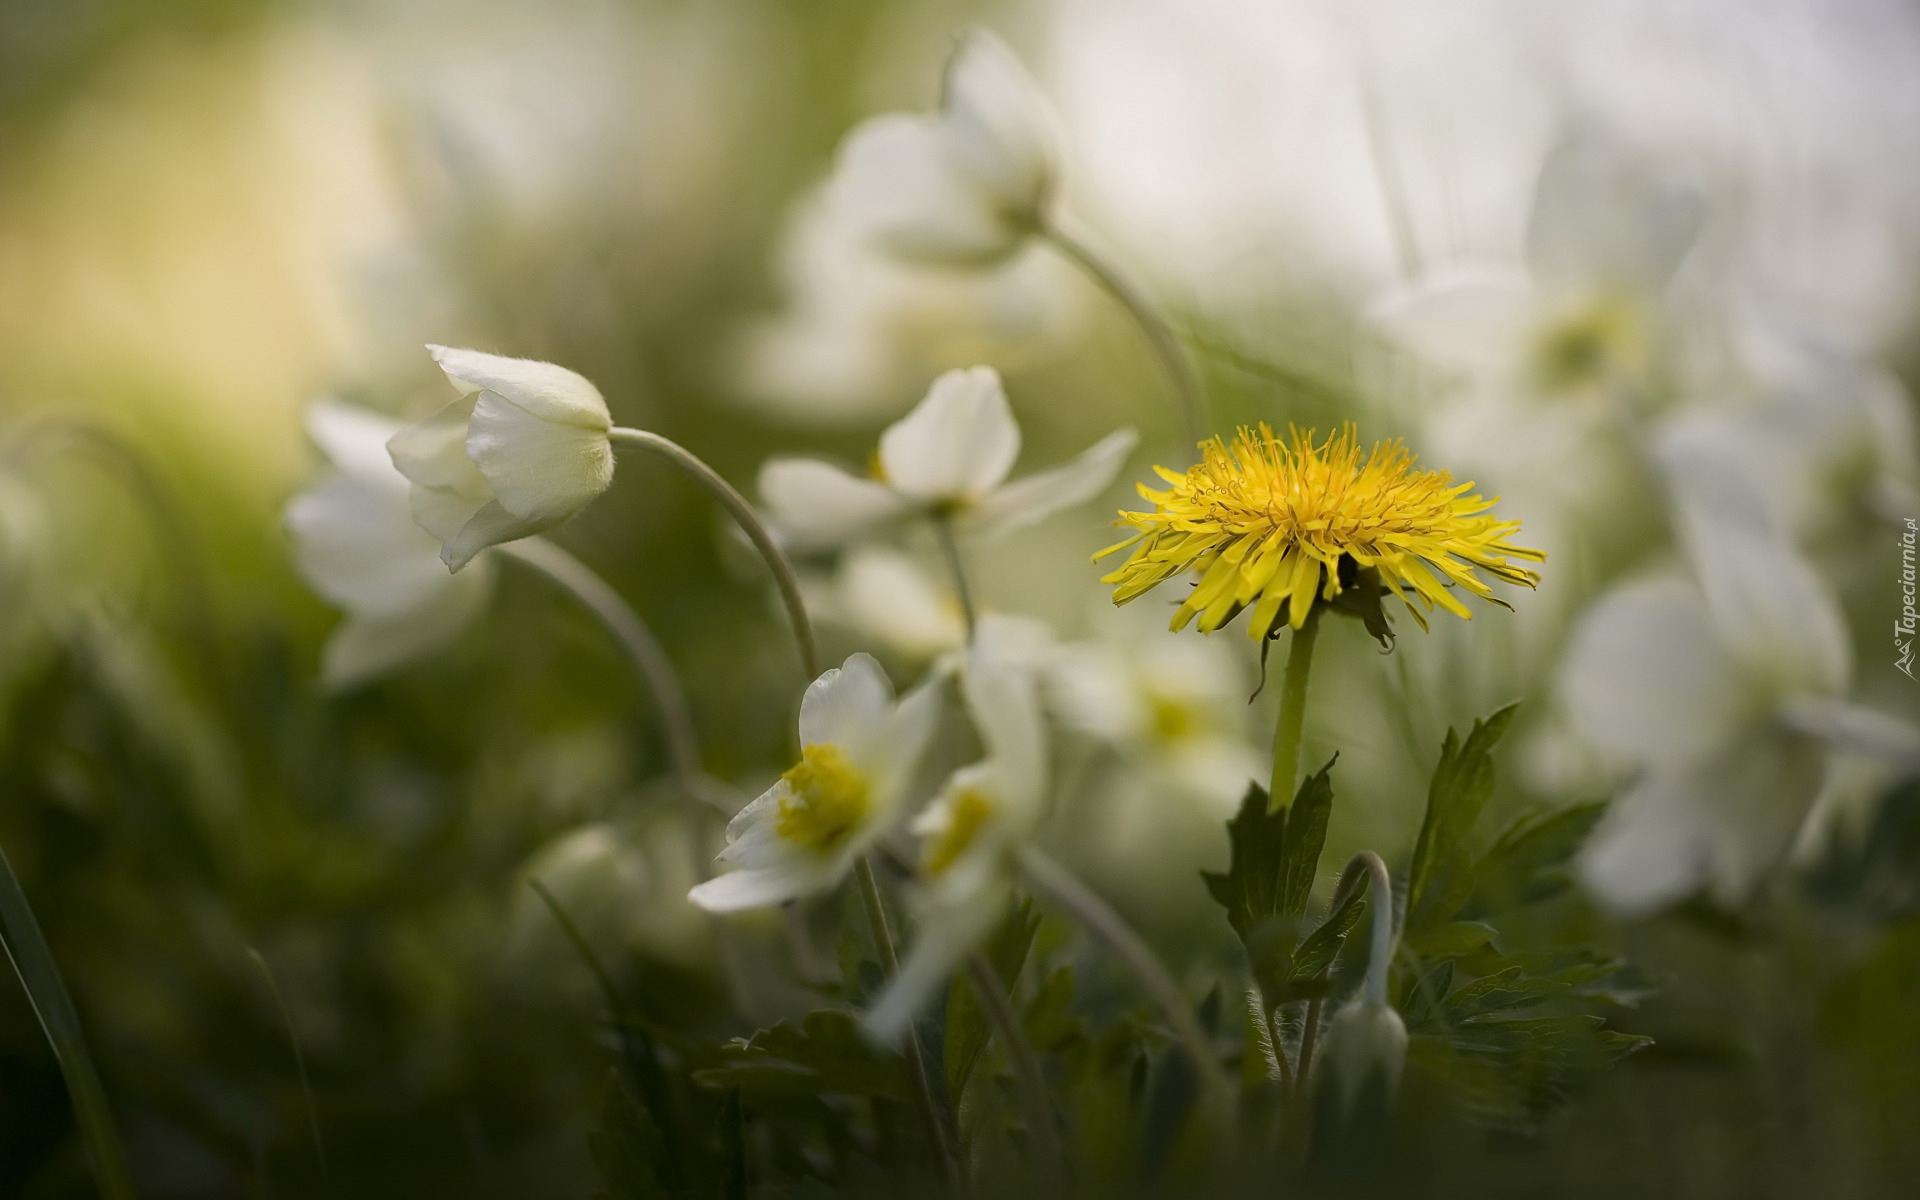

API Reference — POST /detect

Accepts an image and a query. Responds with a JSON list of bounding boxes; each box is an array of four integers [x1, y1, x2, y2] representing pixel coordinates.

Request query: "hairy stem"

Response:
[[609, 428, 820, 679], [965, 951, 1065, 1185], [1267, 605, 1323, 812], [1017, 846, 1232, 1116], [1041, 222, 1208, 449], [0, 843, 136, 1200], [856, 857, 957, 1179], [497, 539, 712, 878]]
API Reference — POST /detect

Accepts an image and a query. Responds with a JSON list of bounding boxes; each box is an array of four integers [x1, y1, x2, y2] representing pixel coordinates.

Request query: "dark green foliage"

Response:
[[1201, 761, 1336, 942], [590, 1071, 667, 1200], [943, 901, 1039, 1106], [1406, 704, 1518, 933], [695, 1010, 913, 1104]]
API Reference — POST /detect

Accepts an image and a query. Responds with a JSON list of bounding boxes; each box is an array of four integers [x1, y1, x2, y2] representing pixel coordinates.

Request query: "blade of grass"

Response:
[[246, 948, 328, 1185], [0, 843, 137, 1199]]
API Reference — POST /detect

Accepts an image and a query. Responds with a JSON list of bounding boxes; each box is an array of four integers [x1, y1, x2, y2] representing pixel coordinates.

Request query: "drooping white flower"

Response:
[[688, 654, 941, 912], [1564, 492, 1920, 916], [387, 345, 615, 572], [830, 29, 1060, 267], [286, 400, 496, 689], [1318, 1000, 1409, 1118], [1370, 133, 1702, 398], [865, 617, 1049, 1042], [759, 365, 1135, 551]]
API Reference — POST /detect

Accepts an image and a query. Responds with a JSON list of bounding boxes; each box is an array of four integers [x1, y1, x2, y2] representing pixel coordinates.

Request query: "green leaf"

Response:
[[1443, 966, 1571, 1022], [1405, 920, 1498, 963], [588, 1070, 667, 1200], [694, 1010, 911, 1102], [1023, 966, 1083, 1055], [717, 1089, 747, 1200], [1201, 761, 1337, 942], [1289, 888, 1365, 985], [1469, 802, 1606, 914], [945, 901, 1040, 1105], [1407, 705, 1518, 927]]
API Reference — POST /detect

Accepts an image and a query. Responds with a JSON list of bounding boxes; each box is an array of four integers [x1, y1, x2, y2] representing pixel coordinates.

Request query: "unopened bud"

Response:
[[1319, 999, 1408, 1117]]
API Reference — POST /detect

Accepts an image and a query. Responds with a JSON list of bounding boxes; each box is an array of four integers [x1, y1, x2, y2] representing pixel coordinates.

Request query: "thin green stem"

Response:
[[496, 539, 713, 879], [0, 843, 136, 1200], [856, 857, 957, 1180], [1267, 605, 1323, 812], [608, 428, 821, 680], [964, 951, 1065, 1186], [246, 949, 328, 1184], [1294, 851, 1394, 1095], [1017, 846, 1233, 1118], [930, 514, 977, 641], [1040, 222, 1208, 449]]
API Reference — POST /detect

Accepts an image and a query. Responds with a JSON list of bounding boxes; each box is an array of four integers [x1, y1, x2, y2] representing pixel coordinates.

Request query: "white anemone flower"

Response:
[[865, 617, 1049, 1042], [759, 365, 1136, 551], [1370, 134, 1702, 398], [830, 28, 1060, 267], [688, 653, 941, 912], [387, 345, 615, 572], [1564, 495, 1920, 917], [286, 401, 496, 689]]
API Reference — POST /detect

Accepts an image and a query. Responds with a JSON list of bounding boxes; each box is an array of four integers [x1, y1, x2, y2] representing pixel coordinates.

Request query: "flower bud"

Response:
[[388, 346, 615, 572], [1319, 999, 1408, 1118]]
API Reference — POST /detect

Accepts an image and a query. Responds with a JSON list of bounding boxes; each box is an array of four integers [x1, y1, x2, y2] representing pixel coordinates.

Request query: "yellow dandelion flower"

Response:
[[1096, 424, 1544, 639]]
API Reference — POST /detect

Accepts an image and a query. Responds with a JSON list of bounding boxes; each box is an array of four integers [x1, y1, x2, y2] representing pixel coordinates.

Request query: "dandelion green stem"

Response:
[[1040, 221, 1208, 449], [855, 856, 958, 1180], [0, 843, 137, 1200], [1016, 846, 1232, 1116], [964, 951, 1065, 1185], [497, 539, 714, 878], [1295, 850, 1394, 1094], [1267, 605, 1323, 812], [608, 428, 821, 679], [931, 514, 978, 641], [246, 948, 327, 1183]]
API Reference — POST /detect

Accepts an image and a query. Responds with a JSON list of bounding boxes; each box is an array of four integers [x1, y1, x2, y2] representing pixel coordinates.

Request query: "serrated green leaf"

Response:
[[588, 1070, 667, 1200], [1406, 920, 1497, 962], [1290, 888, 1365, 984], [945, 901, 1040, 1105], [1407, 705, 1518, 927], [1024, 966, 1083, 1055], [1201, 762, 1337, 942], [1469, 802, 1606, 913], [694, 1010, 911, 1102], [1444, 966, 1571, 1021]]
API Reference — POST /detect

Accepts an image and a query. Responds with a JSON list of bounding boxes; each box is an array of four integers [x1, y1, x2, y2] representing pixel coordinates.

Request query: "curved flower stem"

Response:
[[1267, 605, 1323, 812], [608, 428, 821, 680], [0, 843, 136, 1200], [496, 538, 713, 878], [10, 417, 227, 684], [856, 857, 958, 1180], [965, 951, 1065, 1186], [931, 514, 978, 641], [1017, 846, 1233, 1118], [1295, 850, 1394, 1095], [1040, 221, 1208, 449], [246, 948, 328, 1182]]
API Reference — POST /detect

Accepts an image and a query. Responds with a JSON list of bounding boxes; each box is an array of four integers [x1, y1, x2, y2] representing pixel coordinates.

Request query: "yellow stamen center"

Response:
[[923, 788, 997, 876], [776, 743, 869, 852]]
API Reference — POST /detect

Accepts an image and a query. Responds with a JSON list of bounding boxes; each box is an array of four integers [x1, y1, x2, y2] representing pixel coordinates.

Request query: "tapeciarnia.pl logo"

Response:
[[1900, 517, 1917, 679]]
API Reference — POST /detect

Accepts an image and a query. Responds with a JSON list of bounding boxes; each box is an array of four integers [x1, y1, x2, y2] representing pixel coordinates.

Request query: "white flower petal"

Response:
[[963, 623, 1047, 810], [1525, 135, 1702, 293], [798, 653, 895, 751], [973, 427, 1137, 536], [940, 29, 1057, 216], [287, 473, 457, 616], [759, 458, 909, 551], [1779, 696, 1920, 771], [428, 345, 611, 430], [863, 876, 1009, 1045], [443, 499, 554, 572], [319, 567, 493, 691], [1561, 576, 1749, 771], [838, 548, 966, 659], [1578, 729, 1826, 917], [831, 113, 1016, 265], [687, 857, 844, 913], [878, 366, 1020, 503], [869, 676, 945, 807], [387, 396, 490, 497], [306, 401, 405, 490], [466, 390, 616, 523], [1366, 269, 1536, 371]]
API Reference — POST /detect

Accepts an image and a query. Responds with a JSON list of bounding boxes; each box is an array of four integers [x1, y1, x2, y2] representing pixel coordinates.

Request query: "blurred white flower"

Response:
[[1371, 134, 1702, 399], [835, 546, 968, 661], [286, 400, 496, 689], [688, 654, 941, 912], [726, 187, 1076, 427], [759, 365, 1135, 551], [831, 29, 1060, 267], [1564, 495, 1920, 916], [387, 345, 614, 572], [865, 617, 1050, 1041]]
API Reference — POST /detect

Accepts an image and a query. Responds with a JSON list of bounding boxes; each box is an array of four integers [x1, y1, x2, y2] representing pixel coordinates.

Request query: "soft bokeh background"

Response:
[[2, 1, 1918, 1196]]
